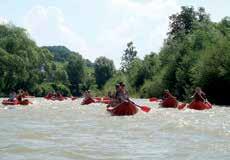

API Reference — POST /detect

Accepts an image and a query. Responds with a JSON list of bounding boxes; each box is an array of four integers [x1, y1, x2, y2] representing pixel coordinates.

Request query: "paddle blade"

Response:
[[140, 106, 151, 112]]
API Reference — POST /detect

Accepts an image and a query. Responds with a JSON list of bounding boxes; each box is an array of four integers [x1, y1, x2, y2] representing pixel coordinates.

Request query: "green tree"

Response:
[[80, 66, 97, 92], [44, 46, 73, 62], [218, 17, 230, 39], [94, 56, 115, 89], [126, 58, 145, 90], [120, 41, 137, 72], [168, 6, 197, 36], [168, 6, 210, 38], [66, 54, 85, 95], [191, 38, 230, 104], [142, 52, 161, 80], [0, 24, 52, 95]]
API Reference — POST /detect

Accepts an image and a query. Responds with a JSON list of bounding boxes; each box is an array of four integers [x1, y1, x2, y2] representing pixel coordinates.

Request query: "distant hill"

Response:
[[43, 46, 74, 62], [43, 46, 94, 67]]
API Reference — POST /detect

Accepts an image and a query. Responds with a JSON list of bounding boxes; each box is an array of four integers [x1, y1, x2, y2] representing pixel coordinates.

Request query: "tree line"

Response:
[[0, 6, 230, 105]]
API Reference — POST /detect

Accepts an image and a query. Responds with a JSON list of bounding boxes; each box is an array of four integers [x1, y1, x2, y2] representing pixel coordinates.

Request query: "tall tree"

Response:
[[66, 54, 85, 95], [120, 41, 137, 72], [196, 7, 210, 22], [126, 58, 145, 90], [168, 6, 197, 37], [94, 56, 115, 89], [0, 24, 52, 94]]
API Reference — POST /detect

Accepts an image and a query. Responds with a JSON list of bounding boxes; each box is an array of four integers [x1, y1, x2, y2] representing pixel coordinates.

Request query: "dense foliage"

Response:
[[107, 6, 230, 104], [0, 24, 52, 96], [0, 25, 106, 96], [138, 6, 230, 105], [1, 6, 230, 105], [94, 56, 115, 89]]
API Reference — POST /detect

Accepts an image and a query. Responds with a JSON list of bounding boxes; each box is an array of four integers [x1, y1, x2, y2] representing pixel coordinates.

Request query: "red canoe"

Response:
[[187, 101, 212, 110], [55, 97, 65, 101], [2, 99, 31, 105], [160, 98, 178, 108], [2, 100, 20, 105], [103, 97, 110, 101], [107, 102, 138, 116], [149, 97, 158, 102], [81, 97, 95, 105], [20, 99, 32, 105], [94, 97, 102, 103]]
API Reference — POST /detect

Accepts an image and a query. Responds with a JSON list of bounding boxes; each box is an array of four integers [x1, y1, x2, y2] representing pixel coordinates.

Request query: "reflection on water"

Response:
[[0, 98, 230, 160]]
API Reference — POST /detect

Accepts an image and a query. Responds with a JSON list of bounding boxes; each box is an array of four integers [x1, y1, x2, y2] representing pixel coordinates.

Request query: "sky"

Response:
[[0, 0, 229, 67]]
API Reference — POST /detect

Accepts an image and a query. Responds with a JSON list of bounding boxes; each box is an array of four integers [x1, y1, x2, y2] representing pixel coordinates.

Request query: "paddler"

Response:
[[46, 92, 53, 99], [84, 90, 92, 99], [117, 82, 129, 103], [8, 91, 17, 101], [191, 87, 207, 103], [56, 91, 63, 98], [163, 89, 176, 100], [23, 91, 29, 97], [17, 89, 24, 102]]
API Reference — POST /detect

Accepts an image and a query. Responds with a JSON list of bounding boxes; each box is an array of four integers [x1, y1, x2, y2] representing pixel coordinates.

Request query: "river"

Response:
[[0, 98, 230, 160]]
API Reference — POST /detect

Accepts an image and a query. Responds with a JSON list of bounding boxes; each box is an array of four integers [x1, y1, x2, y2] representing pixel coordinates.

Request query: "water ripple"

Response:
[[0, 98, 230, 160]]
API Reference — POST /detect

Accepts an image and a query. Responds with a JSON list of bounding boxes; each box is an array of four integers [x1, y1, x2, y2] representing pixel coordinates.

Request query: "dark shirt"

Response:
[[163, 92, 174, 100], [194, 91, 206, 102], [116, 90, 129, 103]]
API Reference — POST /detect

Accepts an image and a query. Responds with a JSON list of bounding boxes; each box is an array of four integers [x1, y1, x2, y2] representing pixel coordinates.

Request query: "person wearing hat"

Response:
[[163, 89, 175, 100], [17, 89, 24, 102], [83, 90, 92, 99], [56, 91, 64, 99], [117, 82, 129, 103], [191, 87, 207, 102]]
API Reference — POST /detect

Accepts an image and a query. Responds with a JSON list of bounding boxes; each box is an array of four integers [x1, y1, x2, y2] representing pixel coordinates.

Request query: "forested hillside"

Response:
[[0, 6, 230, 104]]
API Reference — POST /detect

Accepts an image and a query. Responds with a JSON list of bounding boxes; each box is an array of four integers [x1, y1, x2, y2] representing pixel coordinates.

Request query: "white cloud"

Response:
[[0, 16, 8, 24], [111, 0, 178, 18], [24, 5, 88, 55], [23, 1, 180, 68], [95, 0, 179, 67]]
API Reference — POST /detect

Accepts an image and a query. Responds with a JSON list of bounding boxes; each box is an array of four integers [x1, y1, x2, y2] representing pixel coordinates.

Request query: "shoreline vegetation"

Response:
[[0, 6, 230, 105]]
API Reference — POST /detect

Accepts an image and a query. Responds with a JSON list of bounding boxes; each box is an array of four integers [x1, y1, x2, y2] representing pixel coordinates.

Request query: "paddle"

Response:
[[136, 104, 151, 112], [128, 100, 151, 112]]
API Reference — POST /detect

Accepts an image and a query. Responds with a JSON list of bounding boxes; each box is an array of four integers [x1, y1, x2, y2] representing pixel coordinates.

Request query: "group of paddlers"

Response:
[[7, 83, 207, 109], [160, 86, 211, 110], [82, 80, 208, 108], [82, 82, 130, 107], [7, 90, 66, 102], [8, 89, 30, 102], [163, 87, 207, 103], [45, 91, 65, 100]]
